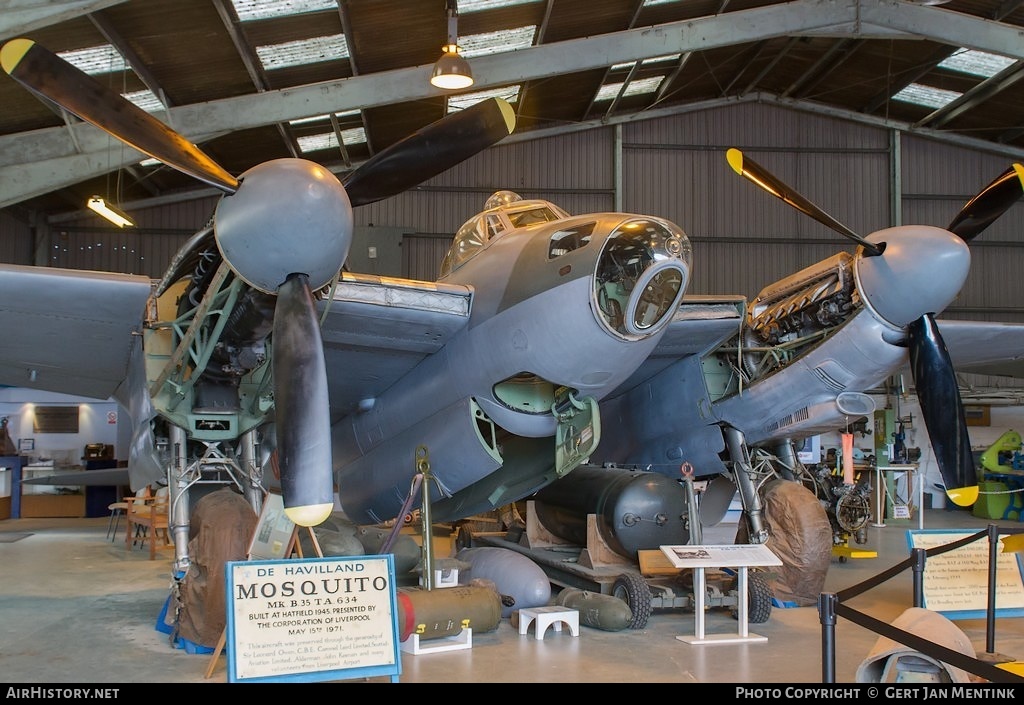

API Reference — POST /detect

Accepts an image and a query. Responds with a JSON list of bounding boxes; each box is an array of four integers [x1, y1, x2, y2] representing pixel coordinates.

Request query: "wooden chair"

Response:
[[124, 486, 172, 560]]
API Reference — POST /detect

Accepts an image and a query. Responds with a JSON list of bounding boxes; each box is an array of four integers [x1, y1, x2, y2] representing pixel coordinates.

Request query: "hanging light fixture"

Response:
[[87, 196, 135, 228], [430, 1, 473, 90]]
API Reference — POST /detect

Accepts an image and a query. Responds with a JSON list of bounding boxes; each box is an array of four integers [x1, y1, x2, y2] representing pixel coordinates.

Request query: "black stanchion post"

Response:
[[987, 523, 999, 655], [818, 592, 837, 683], [912, 547, 926, 607]]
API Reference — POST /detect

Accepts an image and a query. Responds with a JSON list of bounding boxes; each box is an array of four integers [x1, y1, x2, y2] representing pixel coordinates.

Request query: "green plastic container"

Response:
[[973, 481, 1011, 520]]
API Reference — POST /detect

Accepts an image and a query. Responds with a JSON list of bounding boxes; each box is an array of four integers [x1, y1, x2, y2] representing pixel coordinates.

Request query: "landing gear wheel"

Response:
[[453, 526, 473, 552], [730, 571, 773, 624], [611, 572, 652, 629]]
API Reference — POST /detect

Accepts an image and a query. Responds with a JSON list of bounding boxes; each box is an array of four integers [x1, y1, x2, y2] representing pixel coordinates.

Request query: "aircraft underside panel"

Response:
[[594, 352, 728, 479], [318, 273, 472, 420], [335, 397, 501, 524], [120, 341, 166, 491], [430, 434, 561, 523]]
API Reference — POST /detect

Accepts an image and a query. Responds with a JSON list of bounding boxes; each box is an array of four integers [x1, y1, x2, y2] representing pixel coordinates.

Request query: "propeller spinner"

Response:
[[728, 148, 1024, 507], [2, 37, 516, 525]]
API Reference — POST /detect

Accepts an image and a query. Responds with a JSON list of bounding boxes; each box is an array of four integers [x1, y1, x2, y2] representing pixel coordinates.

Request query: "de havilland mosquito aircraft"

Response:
[[584, 149, 1024, 546], [6, 36, 1024, 581], [0, 38, 693, 570]]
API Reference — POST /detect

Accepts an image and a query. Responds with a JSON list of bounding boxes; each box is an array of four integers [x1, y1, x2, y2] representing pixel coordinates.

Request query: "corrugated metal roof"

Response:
[[1, 0, 1022, 221]]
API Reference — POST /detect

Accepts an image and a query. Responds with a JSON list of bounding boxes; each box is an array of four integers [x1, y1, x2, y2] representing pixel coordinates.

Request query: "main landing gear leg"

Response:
[[723, 426, 769, 544], [168, 424, 191, 574]]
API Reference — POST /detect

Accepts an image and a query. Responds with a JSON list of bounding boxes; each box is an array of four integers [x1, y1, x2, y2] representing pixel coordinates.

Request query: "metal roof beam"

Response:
[[3, 0, 1021, 206], [0, 0, 130, 40]]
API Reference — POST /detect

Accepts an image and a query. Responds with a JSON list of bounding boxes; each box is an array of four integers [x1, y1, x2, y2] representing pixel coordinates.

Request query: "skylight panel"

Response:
[[644, 54, 680, 65], [611, 54, 680, 71], [938, 49, 1016, 78], [297, 133, 336, 152], [458, 26, 535, 58], [256, 34, 349, 70], [297, 127, 366, 153], [232, 0, 336, 21], [447, 86, 521, 113], [123, 89, 165, 113], [58, 46, 165, 113], [594, 76, 664, 102], [57, 45, 126, 74], [341, 127, 366, 145], [289, 110, 360, 126], [892, 83, 962, 110], [461, 0, 542, 11]]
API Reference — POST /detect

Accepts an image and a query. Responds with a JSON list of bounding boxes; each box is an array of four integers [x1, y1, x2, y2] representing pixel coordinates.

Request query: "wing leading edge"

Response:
[[935, 319, 1024, 380]]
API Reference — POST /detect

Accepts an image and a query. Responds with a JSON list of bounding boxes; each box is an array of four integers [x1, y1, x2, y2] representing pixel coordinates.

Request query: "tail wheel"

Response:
[[611, 572, 652, 629], [730, 570, 773, 624]]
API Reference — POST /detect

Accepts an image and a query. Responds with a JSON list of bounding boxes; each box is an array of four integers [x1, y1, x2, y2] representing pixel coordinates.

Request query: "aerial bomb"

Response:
[[555, 588, 632, 631], [396, 585, 502, 641], [456, 546, 551, 618]]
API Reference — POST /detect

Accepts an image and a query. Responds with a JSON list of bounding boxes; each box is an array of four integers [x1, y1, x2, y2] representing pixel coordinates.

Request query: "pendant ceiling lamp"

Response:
[[430, 1, 473, 90]]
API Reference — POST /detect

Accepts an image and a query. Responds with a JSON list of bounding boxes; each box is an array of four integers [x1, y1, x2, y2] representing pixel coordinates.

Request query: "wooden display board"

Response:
[[213, 491, 402, 683], [225, 554, 401, 683]]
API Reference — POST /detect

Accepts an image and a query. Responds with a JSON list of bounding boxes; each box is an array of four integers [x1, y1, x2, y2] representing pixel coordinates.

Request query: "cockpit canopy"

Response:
[[439, 191, 571, 277]]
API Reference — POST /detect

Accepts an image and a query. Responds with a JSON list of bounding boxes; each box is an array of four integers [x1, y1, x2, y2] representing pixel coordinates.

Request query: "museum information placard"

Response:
[[908, 529, 1024, 620], [226, 554, 401, 683]]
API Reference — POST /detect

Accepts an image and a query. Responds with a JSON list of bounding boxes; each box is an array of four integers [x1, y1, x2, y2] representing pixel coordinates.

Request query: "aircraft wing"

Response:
[[0, 264, 152, 400], [21, 466, 130, 486], [607, 294, 746, 395], [936, 319, 1024, 379], [653, 295, 747, 358], [318, 272, 473, 423]]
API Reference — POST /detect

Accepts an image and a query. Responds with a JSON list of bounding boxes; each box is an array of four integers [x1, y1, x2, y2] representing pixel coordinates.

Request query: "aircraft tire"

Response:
[[611, 572, 652, 629], [730, 571, 773, 624]]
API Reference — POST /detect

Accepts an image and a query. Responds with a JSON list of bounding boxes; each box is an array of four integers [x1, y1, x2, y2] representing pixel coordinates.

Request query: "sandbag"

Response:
[[175, 488, 258, 647], [736, 478, 831, 606], [856, 607, 976, 683]]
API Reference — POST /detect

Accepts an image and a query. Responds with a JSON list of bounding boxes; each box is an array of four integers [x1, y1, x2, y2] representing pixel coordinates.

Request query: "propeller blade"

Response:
[[1, 38, 238, 193], [272, 273, 334, 527], [726, 148, 884, 256], [343, 97, 516, 207], [946, 163, 1024, 241], [908, 314, 979, 507]]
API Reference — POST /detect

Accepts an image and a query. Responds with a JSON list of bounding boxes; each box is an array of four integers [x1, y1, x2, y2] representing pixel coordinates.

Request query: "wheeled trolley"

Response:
[[465, 510, 773, 629]]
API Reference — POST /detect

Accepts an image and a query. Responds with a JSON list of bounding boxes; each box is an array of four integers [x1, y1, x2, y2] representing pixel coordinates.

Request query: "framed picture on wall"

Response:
[[18, 438, 34, 452]]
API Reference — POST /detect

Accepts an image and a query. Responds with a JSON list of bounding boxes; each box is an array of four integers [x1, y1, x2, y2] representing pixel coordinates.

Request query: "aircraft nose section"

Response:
[[594, 217, 692, 339], [855, 225, 970, 328]]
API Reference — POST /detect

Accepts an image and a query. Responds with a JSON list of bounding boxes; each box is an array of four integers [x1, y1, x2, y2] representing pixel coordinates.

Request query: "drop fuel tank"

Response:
[[532, 465, 690, 559]]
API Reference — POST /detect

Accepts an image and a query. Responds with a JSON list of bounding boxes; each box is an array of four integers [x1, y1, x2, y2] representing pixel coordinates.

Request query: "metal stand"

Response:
[[677, 565, 768, 644], [660, 544, 782, 645], [872, 464, 923, 530]]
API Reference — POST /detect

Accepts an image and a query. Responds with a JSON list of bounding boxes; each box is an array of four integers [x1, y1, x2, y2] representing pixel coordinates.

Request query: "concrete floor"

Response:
[[2, 502, 1024, 684]]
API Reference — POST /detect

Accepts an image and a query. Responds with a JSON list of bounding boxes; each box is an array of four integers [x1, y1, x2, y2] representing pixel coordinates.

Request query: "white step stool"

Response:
[[517, 606, 580, 640]]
